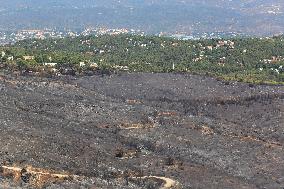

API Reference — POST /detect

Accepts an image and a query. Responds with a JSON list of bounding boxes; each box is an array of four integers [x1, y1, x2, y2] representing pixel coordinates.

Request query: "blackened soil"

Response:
[[0, 73, 283, 188]]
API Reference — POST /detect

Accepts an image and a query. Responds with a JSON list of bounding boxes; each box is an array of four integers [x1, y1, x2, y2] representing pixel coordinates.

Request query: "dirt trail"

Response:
[[133, 176, 176, 189], [1, 166, 71, 179], [1, 165, 177, 189]]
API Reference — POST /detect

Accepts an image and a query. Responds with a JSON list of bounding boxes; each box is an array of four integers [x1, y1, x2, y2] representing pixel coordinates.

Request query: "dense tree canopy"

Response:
[[0, 34, 284, 84]]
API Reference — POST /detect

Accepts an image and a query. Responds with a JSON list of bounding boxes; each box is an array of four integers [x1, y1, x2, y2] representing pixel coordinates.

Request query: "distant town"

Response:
[[0, 28, 144, 45], [0, 27, 246, 45]]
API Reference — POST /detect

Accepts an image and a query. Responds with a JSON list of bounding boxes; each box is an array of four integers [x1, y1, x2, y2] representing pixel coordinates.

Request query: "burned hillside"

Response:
[[0, 73, 283, 188]]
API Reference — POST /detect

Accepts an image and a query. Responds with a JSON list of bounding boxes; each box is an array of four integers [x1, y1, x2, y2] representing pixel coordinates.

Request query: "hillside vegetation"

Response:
[[1, 34, 284, 84]]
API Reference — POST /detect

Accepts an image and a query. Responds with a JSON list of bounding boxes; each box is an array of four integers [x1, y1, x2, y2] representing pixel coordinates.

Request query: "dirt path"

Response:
[[133, 176, 176, 189], [2, 166, 176, 189], [1, 166, 71, 178]]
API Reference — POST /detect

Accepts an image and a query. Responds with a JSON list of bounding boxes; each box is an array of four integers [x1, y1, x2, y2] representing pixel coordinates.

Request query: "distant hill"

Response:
[[0, 0, 284, 35], [2, 33, 284, 84]]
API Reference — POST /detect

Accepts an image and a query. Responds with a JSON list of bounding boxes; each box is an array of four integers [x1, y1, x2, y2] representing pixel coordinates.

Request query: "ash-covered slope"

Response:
[[0, 73, 283, 188]]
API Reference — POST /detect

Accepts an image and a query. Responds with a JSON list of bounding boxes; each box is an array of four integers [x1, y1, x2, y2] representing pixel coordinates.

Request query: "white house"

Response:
[[43, 63, 58, 67], [79, 62, 86, 67], [1, 51, 5, 58], [7, 56, 14, 61], [90, 62, 98, 68]]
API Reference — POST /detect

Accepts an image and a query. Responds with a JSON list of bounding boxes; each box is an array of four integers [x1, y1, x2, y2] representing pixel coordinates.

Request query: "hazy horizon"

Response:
[[0, 0, 284, 35]]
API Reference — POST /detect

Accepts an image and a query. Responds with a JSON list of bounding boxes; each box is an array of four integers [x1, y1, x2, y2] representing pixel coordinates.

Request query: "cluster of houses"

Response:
[[1, 50, 132, 75], [267, 65, 284, 74], [191, 40, 235, 64], [0, 27, 144, 45], [1, 53, 38, 62], [188, 40, 284, 69], [261, 56, 284, 64], [216, 40, 235, 49], [197, 40, 235, 52], [1, 51, 14, 61]]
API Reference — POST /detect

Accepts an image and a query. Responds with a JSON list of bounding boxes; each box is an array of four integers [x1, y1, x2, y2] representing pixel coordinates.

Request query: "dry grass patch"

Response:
[[115, 148, 139, 159], [157, 112, 178, 117], [200, 126, 214, 136], [126, 99, 142, 104], [119, 122, 156, 130]]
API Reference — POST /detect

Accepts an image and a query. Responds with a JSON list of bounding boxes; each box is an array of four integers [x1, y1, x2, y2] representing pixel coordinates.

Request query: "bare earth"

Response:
[[0, 72, 283, 188]]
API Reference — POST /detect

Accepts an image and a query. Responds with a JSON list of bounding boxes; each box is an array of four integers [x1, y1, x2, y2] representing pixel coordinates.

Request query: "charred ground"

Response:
[[0, 72, 283, 188]]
